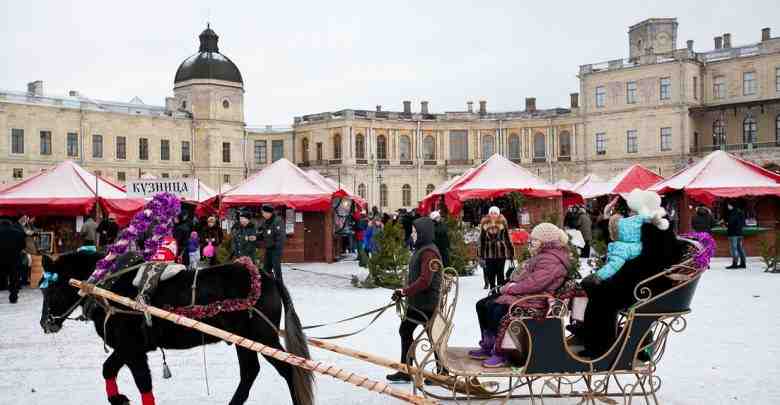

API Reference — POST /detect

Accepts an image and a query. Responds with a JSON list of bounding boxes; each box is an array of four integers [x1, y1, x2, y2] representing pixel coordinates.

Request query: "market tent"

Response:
[[0, 160, 144, 225], [555, 179, 574, 191], [609, 164, 664, 195], [305, 170, 367, 210], [570, 173, 609, 199], [649, 150, 780, 205], [216, 158, 337, 212], [425, 154, 565, 215], [418, 168, 475, 214]]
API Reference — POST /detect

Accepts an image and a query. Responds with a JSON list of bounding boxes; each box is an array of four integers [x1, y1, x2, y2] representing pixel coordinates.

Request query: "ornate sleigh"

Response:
[[407, 238, 706, 404]]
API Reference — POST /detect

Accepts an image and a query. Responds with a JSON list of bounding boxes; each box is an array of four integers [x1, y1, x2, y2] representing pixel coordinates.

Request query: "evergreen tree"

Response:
[[367, 222, 410, 288], [444, 214, 475, 276]]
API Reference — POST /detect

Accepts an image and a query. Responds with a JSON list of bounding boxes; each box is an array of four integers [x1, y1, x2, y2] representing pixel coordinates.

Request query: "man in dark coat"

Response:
[[725, 203, 746, 269], [691, 205, 715, 234], [0, 219, 26, 303], [97, 214, 120, 247], [387, 217, 442, 382], [259, 204, 286, 281], [231, 211, 257, 263], [173, 214, 193, 266], [430, 211, 450, 267]]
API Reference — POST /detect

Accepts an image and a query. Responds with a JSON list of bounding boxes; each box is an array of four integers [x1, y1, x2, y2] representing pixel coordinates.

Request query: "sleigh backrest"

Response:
[[427, 268, 459, 366]]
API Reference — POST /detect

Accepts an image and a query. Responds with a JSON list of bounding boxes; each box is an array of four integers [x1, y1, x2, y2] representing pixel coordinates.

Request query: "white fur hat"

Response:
[[429, 210, 441, 221], [625, 189, 669, 230], [489, 206, 500, 215]]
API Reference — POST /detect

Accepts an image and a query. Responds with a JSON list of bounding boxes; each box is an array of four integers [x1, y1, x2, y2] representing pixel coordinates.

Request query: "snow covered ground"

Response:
[[0, 257, 778, 404]]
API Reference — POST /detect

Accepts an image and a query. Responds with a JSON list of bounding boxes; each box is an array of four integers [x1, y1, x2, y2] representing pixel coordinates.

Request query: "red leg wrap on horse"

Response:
[[105, 378, 119, 397], [141, 391, 155, 405]]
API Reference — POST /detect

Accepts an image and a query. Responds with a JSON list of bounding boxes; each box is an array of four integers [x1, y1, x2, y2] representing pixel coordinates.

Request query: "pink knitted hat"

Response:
[[530, 222, 568, 245]]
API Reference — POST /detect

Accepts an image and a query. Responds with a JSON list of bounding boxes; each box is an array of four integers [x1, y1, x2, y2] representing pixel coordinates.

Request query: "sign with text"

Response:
[[127, 178, 199, 200]]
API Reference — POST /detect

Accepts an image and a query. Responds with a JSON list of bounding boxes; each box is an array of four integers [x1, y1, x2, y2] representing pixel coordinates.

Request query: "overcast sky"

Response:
[[2, 0, 779, 125]]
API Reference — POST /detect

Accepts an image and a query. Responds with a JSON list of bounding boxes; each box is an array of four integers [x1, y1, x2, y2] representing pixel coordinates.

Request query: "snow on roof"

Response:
[[0, 160, 127, 200]]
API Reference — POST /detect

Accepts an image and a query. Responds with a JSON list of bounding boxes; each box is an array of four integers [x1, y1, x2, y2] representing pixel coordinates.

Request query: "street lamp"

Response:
[[376, 161, 384, 210]]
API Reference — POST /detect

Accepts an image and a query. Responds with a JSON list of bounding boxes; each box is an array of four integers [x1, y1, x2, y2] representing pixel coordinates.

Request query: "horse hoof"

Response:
[[109, 394, 131, 405]]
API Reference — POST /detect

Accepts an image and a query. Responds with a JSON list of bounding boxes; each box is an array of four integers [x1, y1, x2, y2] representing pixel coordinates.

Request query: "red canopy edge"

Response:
[[219, 193, 333, 214], [444, 188, 562, 216], [657, 186, 780, 205]]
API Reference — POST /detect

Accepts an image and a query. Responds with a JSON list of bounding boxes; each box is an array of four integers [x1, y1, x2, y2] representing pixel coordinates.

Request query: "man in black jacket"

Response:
[[0, 219, 26, 303], [260, 204, 286, 281], [725, 203, 746, 269], [430, 211, 450, 267]]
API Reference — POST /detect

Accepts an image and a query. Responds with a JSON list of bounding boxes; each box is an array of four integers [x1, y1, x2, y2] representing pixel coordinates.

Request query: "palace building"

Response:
[[2, 19, 779, 212]]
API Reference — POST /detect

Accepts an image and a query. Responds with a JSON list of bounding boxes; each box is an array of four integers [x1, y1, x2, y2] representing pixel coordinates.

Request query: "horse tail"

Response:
[[277, 278, 315, 405]]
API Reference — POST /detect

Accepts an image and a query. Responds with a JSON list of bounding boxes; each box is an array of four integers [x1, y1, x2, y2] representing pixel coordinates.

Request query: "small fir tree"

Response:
[[367, 222, 410, 288], [444, 214, 475, 276]]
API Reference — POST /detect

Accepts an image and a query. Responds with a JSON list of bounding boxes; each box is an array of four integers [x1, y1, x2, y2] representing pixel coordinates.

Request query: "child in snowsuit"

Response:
[[187, 231, 201, 270]]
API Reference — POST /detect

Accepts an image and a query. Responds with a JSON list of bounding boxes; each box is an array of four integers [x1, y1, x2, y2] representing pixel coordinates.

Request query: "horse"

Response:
[[39, 250, 314, 405]]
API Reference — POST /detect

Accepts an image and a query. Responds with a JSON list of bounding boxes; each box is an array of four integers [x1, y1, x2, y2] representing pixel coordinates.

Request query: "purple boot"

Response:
[[482, 351, 509, 368], [468, 332, 495, 360]]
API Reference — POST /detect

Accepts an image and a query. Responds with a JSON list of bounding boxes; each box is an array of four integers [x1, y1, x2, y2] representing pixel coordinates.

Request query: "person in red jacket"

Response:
[[387, 217, 442, 383], [469, 222, 570, 368]]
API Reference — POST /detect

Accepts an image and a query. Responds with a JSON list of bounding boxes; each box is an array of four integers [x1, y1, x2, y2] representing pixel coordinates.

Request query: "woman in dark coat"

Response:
[[691, 205, 715, 233], [199, 215, 224, 265]]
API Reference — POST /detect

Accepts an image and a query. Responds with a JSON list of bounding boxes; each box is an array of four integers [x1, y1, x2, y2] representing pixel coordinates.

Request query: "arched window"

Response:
[[377, 135, 387, 160], [559, 131, 571, 157], [357, 183, 367, 199], [533, 132, 546, 160], [481, 134, 495, 159], [423, 136, 435, 160], [301, 138, 309, 163], [776, 115, 780, 145], [743, 116, 757, 145], [508, 133, 520, 159], [379, 184, 388, 207], [399, 135, 411, 160], [425, 184, 435, 195], [333, 133, 342, 159], [402, 184, 412, 206], [355, 133, 365, 159], [713, 119, 726, 146]]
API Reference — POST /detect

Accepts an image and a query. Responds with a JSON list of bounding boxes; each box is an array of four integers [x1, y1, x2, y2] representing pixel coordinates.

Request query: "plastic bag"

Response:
[[203, 241, 215, 258]]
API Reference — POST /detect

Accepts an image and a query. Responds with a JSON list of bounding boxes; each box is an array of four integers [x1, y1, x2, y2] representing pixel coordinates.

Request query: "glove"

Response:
[[391, 289, 404, 302], [580, 274, 601, 290]]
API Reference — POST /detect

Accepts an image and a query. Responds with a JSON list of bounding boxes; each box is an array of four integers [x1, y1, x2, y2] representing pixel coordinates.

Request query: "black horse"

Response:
[[39, 250, 314, 405]]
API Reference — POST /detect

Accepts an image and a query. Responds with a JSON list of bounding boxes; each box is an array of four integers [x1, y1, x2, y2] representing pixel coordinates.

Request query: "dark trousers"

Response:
[[2, 260, 21, 296], [264, 248, 283, 281], [581, 242, 591, 259], [475, 295, 509, 335], [484, 258, 506, 289], [399, 308, 433, 364]]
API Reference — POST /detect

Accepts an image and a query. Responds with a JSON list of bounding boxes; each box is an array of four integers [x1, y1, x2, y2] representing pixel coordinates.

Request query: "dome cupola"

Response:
[[174, 25, 243, 85]]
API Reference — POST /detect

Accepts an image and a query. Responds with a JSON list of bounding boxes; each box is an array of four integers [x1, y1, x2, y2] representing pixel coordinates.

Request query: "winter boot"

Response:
[[8, 291, 18, 304], [725, 260, 738, 269], [468, 332, 495, 360], [386, 371, 411, 383], [482, 352, 509, 368]]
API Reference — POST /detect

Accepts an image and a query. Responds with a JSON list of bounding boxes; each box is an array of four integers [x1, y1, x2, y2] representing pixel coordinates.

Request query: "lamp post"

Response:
[[376, 161, 384, 211]]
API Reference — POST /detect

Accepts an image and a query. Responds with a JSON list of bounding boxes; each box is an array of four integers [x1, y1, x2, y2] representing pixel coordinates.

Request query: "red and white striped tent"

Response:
[[213, 158, 347, 212], [649, 150, 780, 204], [0, 160, 144, 225], [418, 154, 578, 215]]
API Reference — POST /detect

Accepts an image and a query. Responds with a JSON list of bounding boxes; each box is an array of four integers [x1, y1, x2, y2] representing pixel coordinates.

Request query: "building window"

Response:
[[139, 138, 149, 160], [627, 81, 638, 104], [693, 76, 698, 100], [508, 133, 520, 159], [777, 115, 780, 145], [333, 133, 342, 159], [776, 67, 780, 93], [399, 135, 411, 160], [223, 174, 230, 184], [254, 140, 267, 164], [117, 171, 126, 182], [595, 132, 606, 155], [161, 173, 169, 178], [222, 142, 231, 163], [222, 99, 230, 109], [449, 130, 468, 160], [481, 134, 495, 159], [67, 132, 78, 157], [272, 140, 284, 162], [660, 127, 672, 151], [595, 86, 606, 108], [357, 183, 367, 199], [316, 142, 323, 161], [626, 130, 638, 153], [743, 116, 757, 144], [713, 119, 727, 146], [659, 77, 671, 100], [40, 131, 52, 155], [379, 184, 388, 208], [11, 129, 24, 154], [533, 132, 546, 160], [94, 170, 102, 177], [713, 76, 726, 99], [301, 138, 309, 163], [355, 133, 365, 159], [376, 135, 387, 160], [559, 131, 571, 157], [425, 184, 435, 195], [423, 135, 435, 160], [181, 141, 190, 162], [116, 136, 126, 159], [92, 134, 103, 158], [401, 184, 412, 206], [160, 139, 170, 161], [743, 72, 757, 96], [13, 168, 23, 179]]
